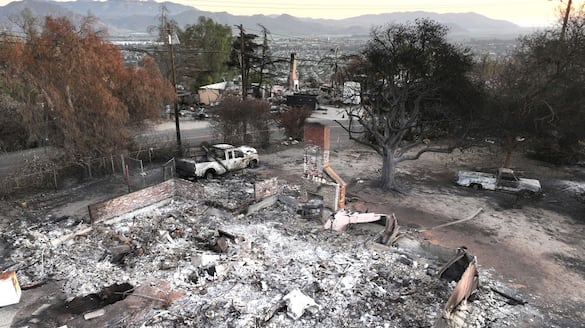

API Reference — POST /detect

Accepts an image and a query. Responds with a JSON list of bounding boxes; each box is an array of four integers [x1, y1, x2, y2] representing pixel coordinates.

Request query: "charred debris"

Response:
[[0, 171, 542, 328]]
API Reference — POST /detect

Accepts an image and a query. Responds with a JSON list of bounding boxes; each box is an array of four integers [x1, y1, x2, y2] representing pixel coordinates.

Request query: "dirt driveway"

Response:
[[259, 139, 585, 327]]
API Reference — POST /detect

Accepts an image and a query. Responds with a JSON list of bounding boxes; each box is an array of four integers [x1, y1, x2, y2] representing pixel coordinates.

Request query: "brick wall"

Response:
[[89, 179, 205, 223], [304, 145, 324, 177], [302, 177, 340, 212], [254, 177, 279, 201], [303, 122, 345, 211]]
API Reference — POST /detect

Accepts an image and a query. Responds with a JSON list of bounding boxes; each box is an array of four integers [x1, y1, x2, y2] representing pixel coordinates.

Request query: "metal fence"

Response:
[[125, 157, 176, 192], [0, 144, 180, 197], [0, 122, 276, 197], [0, 166, 58, 196]]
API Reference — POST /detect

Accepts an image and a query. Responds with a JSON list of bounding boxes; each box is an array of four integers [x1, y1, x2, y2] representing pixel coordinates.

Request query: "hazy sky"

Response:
[[0, 0, 576, 27], [174, 0, 571, 27]]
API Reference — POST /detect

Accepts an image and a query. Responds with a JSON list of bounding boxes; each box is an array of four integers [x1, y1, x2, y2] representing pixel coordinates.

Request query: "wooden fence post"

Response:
[[53, 167, 58, 189], [125, 164, 130, 193]]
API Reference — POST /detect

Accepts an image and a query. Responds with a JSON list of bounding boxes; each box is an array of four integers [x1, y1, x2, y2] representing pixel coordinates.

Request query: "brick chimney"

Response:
[[303, 122, 345, 210], [304, 122, 330, 176], [289, 53, 299, 91]]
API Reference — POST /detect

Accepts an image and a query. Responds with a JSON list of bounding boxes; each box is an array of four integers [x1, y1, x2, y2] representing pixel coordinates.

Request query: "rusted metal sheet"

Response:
[[381, 213, 400, 245], [324, 166, 347, 210], [444, 259, 479, 314], [438, 247, 475, 282], [0, 271, 21, 307], [324, 211, 386, 231]]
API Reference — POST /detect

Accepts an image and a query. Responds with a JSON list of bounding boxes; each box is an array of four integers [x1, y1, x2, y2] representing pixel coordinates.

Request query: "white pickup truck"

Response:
[[175, 144, 259, 179], [456, 168, 542, 196]]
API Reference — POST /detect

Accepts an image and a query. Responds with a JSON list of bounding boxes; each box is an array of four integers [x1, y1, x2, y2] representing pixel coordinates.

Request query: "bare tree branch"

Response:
[[397, 144, 457, 163]]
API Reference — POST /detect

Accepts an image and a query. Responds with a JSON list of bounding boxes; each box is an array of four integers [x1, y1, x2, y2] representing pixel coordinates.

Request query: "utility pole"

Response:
[[333, 47, 339, 98], [167, 22, 182, 156], [236, 24, 247, 101], [561, 0, 572, 42]]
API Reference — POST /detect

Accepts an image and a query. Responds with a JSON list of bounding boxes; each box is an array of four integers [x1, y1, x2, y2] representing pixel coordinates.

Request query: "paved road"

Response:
[[137, 107, 351, 149], [134, 120, 215, 147], [0, 107, 353, 176]]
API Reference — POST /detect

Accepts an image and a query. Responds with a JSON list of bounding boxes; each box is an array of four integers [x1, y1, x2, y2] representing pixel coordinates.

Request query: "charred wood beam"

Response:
[[490, 286, 527, 305]]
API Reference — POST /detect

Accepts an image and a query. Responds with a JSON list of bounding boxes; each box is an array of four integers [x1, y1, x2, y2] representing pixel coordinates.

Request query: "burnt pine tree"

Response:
[[340, 19, 479, 191]]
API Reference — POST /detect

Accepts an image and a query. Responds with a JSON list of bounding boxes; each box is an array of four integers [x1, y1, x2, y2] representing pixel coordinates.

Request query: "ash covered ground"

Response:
[[1, 173, 545, 327], [2, 131, 585, 327]]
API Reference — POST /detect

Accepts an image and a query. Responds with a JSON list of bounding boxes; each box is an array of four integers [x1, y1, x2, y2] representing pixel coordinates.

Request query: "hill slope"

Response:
[[0, 0, 529, 38]]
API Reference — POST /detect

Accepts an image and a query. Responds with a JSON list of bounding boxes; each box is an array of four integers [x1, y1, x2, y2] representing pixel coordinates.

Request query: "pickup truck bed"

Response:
[[457, 171, 497, 190], [458, 171, 495, 180]]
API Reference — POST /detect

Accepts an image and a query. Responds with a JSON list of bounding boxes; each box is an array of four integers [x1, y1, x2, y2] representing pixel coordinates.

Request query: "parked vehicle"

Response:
[[176, 144, 259, 179], [194, 107, 209, 120], [456, 168, 542, 196]]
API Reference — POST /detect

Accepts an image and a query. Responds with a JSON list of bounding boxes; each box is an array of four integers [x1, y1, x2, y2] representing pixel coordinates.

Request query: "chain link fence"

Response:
[[0, 166, 58, 196], [0, 120, 279, 197], [0, 144, 180, 197]]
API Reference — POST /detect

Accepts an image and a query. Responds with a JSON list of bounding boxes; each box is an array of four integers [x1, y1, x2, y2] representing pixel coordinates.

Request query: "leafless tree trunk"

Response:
[[502, 136, 517, 168], [380, 147, 397, 190]]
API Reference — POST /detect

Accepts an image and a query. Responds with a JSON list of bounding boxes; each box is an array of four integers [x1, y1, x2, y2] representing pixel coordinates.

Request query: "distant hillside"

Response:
[[0, 0, 76, 24], [0, 0, 530, 38]]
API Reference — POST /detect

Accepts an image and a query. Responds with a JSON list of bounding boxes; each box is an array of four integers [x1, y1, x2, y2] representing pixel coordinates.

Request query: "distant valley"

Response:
[[0, 0, 537, 39]]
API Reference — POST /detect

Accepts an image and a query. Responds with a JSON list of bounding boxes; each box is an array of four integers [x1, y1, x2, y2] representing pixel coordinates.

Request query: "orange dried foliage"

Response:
[[0, 16, 170, 158]]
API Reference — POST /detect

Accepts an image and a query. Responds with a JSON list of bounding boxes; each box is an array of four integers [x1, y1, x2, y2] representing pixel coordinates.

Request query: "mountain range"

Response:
[[0, 0, 534, 38]]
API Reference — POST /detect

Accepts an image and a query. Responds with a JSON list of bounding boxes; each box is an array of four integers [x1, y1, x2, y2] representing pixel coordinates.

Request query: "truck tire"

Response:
[[204, 170, 215, 180], [248, 159, 258, 168], [470, 183, 482, 190], [519, 190, 534, 199]]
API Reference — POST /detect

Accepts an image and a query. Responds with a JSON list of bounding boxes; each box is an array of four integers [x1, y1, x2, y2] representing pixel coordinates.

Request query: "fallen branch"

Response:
[[218, 229, 238, 241], [425, 208, 483, 231], [49, 226, 93, 247], [124, 293, 166, 303], [490, 286, 527, 305], [333, 264, 353, 290], [21, 280, 47, 290]]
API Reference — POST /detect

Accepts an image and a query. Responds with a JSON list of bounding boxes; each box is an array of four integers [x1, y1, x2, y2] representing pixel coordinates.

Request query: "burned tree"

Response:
[[340, 19, 479, 191], [0, 15, 172, 159], [210, 96, 271, 147], [485, 10, 585, 166]]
